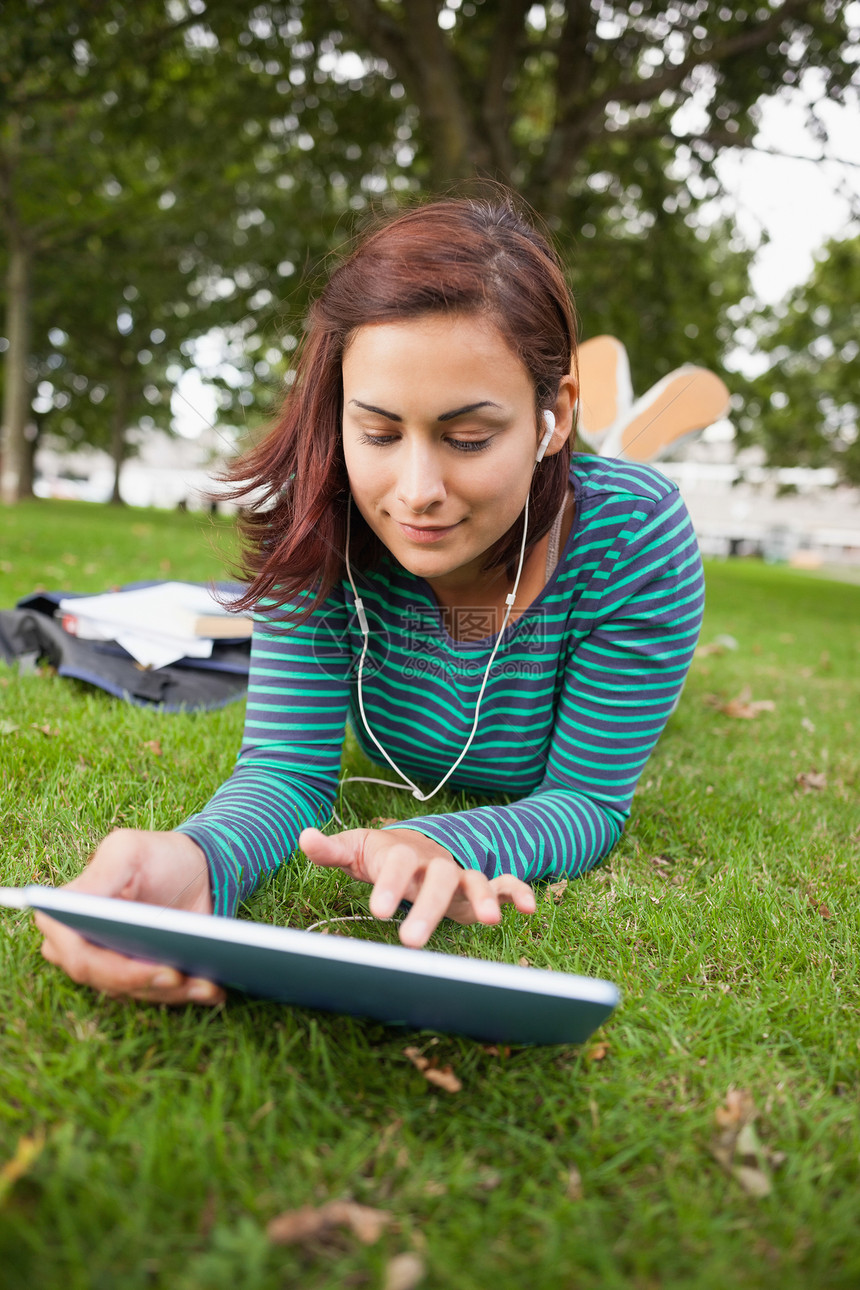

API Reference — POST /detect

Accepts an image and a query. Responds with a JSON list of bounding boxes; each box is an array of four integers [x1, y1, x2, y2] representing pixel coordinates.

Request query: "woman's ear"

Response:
[[541, 374, 578, 457]]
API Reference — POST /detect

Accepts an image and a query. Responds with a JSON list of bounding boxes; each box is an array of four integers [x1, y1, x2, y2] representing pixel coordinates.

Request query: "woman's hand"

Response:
[[35, 829, 225, 1006], [299, 826, 536, 948]]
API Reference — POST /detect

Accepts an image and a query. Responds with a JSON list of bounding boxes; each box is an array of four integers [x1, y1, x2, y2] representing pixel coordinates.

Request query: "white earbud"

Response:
[[536, 409, 556, 463]]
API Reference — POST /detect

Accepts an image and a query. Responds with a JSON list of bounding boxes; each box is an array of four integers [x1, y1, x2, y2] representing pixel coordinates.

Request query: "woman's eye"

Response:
[[356, 432, 492, 452], [450, 439, 491, 453], [358, 432, 398, 447]]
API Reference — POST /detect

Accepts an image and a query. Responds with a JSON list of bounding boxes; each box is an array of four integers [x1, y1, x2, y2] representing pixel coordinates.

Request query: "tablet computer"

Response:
[[1, 886, 620, 1045]]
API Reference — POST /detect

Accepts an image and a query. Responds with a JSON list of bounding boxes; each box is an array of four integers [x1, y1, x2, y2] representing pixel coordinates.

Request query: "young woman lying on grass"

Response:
[[38, 195, 705, 1005]]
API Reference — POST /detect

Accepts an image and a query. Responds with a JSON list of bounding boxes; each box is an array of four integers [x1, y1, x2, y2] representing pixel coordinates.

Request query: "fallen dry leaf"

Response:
[[482, 1044, 511, 1059], [695, 634, 739, 658], [710, 1090, 776, 1198], [197, 1190, 218, 1239], [370, 816, 398, 827], [705, 686, 774, 719], [518, 956, 531, 968], [475, 1168, 502, 1192], [807, 893, 832, 920], [403, 1046, 462, 1094], [142, 739, 163, 756], [374, 1117, 404, 1159], [383, 1252, 425, 1290], [721, 696, 776, 720], [565, 1165, 584, 1201], [423, 1066, 462, 1094], [31, 723, 58, 737], [585, 1041, 610, 1064], [715, 1088, 755, 1129], [725, 1125, 772, 1198], [546, 879, 569, 904], [267, 1199, 392, 1246], [796, 770, 827, 793], [0, 720, 19, 736], [0, 1131, 46, 1203]]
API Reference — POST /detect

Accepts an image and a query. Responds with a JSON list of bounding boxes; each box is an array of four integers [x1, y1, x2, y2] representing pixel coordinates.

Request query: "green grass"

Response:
[[1, 500, 859, 1290]]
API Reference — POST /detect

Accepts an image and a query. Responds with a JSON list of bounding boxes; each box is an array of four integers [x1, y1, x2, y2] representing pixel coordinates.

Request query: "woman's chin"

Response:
[[394, 549, 486, 588]]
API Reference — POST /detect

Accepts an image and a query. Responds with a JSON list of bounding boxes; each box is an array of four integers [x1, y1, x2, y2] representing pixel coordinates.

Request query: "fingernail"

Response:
[[406, 920, 428, 943], [152, 969, 180, 989], [188, 982, 215, 1002]]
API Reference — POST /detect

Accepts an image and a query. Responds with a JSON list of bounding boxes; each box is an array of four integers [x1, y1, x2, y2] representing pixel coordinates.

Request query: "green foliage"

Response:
[[316, 0, 851, 384], [1, 505, 859, 1288], [2, 2, 857, 484], [564, 154, 751, 387], [0, 1, 412, 471], [738, 233, 860, 484], [0, 1, 233, 489]]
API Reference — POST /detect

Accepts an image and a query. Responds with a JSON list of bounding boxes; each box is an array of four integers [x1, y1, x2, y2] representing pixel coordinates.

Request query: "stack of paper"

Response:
[[58, 582, 252, 669]]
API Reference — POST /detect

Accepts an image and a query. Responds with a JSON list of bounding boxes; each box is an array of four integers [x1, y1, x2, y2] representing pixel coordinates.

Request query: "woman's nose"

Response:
[[395, 444, 446, 514]]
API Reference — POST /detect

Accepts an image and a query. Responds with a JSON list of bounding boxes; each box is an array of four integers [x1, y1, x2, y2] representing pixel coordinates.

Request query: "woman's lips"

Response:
[[396, 520, 462, 543]]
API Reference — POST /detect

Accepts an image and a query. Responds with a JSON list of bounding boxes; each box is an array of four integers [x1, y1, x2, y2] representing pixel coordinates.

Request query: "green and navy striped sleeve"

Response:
[[176, 456, 704, 915], [176, 589, 352, 916]]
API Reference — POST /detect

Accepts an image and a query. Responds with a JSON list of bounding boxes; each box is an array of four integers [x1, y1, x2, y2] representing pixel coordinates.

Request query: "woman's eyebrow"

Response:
[[350, 400, 402, 421], [348, 399, 502, 423], [437, 400, 502, 422]]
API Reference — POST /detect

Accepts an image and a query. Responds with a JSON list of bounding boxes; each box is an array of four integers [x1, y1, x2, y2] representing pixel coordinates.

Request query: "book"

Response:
[[61, 611, 252, 641], [57, 583, 253, 668]]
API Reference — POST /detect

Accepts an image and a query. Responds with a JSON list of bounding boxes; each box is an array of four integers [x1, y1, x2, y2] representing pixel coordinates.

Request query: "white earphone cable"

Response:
[[341, 412, 555, 805]]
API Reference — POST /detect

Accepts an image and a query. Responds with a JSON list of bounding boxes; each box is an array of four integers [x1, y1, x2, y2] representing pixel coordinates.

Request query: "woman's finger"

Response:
[[367, 844, 424, 920], [128, 976, 225, 1006], [454, 868, 506, 925], [36, 912, 224, 1005], [489, 874, 538, 914], [398, 856, 463, 948], [39, 913, 172, 994], [300, 827, 370, 878]]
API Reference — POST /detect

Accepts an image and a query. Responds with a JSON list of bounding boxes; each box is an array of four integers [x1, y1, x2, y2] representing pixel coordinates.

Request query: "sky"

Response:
[[715, 75, 860, 305]]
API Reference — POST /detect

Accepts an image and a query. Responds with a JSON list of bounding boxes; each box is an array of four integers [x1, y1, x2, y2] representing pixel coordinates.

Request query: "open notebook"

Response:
[[1, 886, 620, 1046]]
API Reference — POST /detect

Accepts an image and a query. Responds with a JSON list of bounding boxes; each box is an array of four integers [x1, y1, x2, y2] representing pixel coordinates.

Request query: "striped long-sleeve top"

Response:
[[177, 455, 705, 917]]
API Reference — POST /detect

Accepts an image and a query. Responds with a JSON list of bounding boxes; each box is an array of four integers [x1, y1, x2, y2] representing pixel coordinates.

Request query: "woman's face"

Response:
[[342, 313, 573, 596]]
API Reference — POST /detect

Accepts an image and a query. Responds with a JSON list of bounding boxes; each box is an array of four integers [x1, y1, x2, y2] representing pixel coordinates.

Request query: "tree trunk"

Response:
[[109, 365, 131, 505], [342, 0, 498, 188], [0, 232, 34, 504], [20, 414, 42, 498]]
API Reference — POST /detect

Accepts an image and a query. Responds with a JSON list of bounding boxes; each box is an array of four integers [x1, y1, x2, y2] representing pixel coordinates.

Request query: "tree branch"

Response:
[[535, 2, 607, 212], [481, 0, 532, 182], [605, 0, 821, 111], [339, 0, 422, 95], [536, 0, 826, 215], [2, 10, 207, 111], [341, 0, 484, 184]]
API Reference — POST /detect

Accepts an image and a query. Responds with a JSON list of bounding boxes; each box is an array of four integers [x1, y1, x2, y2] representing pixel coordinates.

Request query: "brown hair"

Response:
[[224, 194, 577, 616]]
